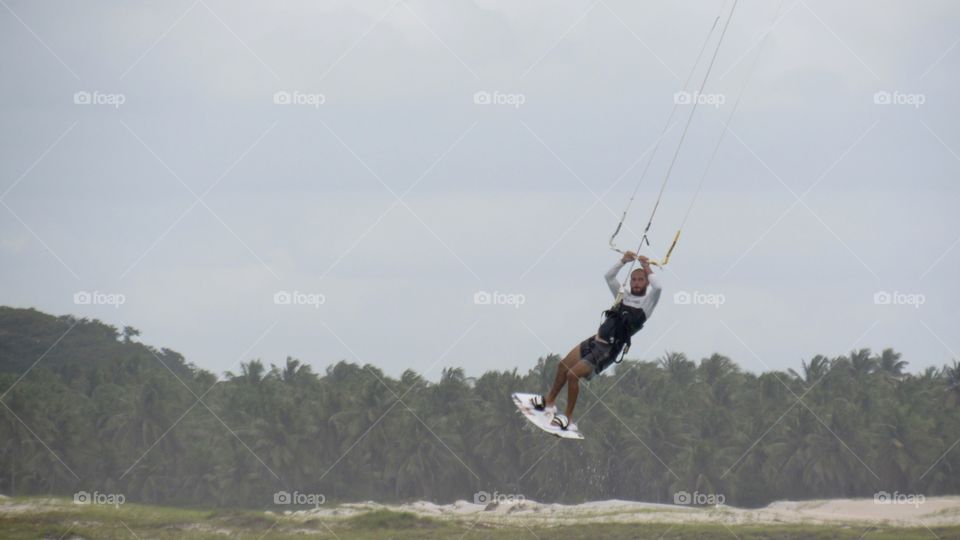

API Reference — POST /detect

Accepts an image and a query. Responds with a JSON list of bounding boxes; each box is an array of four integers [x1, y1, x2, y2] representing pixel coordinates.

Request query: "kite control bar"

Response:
[[608, 229, 681, 267]]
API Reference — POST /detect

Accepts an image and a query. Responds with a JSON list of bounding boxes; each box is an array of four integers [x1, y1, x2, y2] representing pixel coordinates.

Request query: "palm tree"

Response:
[[660, 352, 696, 386], [235, 359, 266, 383], [874, 403, 938, 491], [944, 360, 960, 406], [698, 354, 741, 407], [878, 348, 908, 378], [848, 348, 877, 378], [789, 355, 831, 387]]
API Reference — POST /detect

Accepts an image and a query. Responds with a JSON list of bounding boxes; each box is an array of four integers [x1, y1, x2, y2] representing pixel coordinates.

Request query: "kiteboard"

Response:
[[511, 392, 584, 440]]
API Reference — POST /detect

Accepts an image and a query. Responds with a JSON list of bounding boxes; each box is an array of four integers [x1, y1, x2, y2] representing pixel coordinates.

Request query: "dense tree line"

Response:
[[1, 306, 959, 508]]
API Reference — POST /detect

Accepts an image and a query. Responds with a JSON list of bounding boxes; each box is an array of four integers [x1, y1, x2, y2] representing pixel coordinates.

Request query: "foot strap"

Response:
[[531, 395, 546, 410]]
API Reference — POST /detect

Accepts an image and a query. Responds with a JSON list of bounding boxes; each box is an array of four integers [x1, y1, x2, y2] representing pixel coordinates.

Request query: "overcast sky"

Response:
[[1, 0, 958, 380]]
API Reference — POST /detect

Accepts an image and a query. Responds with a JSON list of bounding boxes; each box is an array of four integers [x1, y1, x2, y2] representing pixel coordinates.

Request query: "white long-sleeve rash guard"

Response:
[[604, 261, 662, 319]]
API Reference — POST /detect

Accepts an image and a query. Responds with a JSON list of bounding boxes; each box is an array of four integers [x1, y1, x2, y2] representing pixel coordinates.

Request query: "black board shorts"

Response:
[[578, 336, 619, 380]]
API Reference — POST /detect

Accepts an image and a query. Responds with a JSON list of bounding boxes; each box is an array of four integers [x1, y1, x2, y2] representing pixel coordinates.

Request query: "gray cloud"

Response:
[[1, 0, 958, 378]]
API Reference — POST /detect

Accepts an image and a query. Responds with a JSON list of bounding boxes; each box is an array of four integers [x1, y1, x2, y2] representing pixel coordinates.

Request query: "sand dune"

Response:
[[287, 495, 960, 528]]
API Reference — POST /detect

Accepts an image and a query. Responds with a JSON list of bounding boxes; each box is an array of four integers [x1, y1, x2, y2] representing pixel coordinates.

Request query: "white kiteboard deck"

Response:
[[512, 392, 584, 440]]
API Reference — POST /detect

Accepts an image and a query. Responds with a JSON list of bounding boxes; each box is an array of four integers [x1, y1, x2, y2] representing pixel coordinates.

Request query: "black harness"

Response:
[[597, 302, 647, 364]]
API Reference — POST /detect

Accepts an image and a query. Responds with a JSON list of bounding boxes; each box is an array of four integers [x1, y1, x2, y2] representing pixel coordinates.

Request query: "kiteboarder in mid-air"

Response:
[[529, 251, 662, 432]]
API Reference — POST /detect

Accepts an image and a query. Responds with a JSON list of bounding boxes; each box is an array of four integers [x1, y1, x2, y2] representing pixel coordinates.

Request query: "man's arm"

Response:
[[604, 260, 625, 297], [638, 255, 662, 292], [605, 251, 637, 297]]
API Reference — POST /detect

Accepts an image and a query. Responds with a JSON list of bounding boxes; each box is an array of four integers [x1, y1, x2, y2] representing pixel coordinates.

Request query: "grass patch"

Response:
[[344, 509, 440, 529], [3, 497, 960, 539], [4, 514, 960, 539], [206, 508, 278, 528]]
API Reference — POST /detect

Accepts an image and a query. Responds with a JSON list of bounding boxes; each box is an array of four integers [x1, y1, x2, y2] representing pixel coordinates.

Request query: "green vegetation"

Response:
[[0, 497, 960, 540], [1, 306, 959, 510], [344, 509, 438, 529], [2, 497, 960, 539]]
